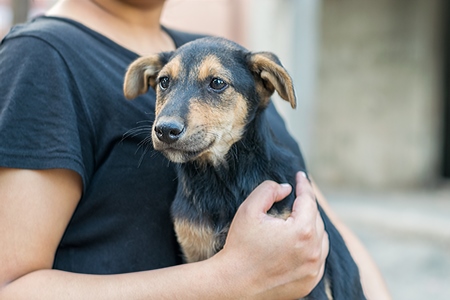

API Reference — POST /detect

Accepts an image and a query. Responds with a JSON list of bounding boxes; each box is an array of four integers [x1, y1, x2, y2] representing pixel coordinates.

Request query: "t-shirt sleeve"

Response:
[[0, 35, 90, 187]]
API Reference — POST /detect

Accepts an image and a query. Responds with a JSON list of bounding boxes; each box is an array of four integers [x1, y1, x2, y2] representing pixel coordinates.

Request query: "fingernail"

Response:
[[280, 183, 291, 188], [299, 171, 307, 178]]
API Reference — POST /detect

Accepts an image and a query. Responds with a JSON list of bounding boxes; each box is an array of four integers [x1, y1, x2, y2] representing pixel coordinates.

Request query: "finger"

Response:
[[317, 218, 329, 267], [315, 230, 329, 285], [242, 180, 292, 215], [291, 172, 316, 219], [315, 207, 325, 237], [295, 171, 313, 201]]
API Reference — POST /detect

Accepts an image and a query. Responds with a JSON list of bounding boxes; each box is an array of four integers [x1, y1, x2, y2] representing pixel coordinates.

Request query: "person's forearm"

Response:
[[312, 180, 391, 300], [0, 259, 248, 300], [1, 173, 327, 300]]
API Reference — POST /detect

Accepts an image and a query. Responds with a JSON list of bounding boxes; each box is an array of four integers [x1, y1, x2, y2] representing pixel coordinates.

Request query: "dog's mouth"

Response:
[[154, 139, 216, 163]]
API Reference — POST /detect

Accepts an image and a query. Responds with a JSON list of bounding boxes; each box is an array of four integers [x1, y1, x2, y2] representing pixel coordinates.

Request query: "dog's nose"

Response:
[[154, 121, 185, 144]]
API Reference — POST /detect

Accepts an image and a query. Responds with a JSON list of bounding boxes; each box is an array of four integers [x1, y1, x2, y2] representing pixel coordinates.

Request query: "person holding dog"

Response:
[[0, 0, 390, 299]]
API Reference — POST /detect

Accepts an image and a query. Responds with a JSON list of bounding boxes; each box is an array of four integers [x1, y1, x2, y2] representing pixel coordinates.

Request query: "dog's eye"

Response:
[[159, 76, 170, 90], [209, 78, 228, 92]]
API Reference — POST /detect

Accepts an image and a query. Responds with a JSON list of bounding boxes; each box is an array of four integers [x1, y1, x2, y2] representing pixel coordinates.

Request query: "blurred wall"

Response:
[[247, 0, 321, 166], [311, 0, 445, 189], [162, 0, 250, 47]]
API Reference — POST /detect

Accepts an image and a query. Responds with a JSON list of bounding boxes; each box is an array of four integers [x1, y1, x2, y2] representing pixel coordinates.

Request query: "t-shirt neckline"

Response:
[[35, 15, 180, 58]]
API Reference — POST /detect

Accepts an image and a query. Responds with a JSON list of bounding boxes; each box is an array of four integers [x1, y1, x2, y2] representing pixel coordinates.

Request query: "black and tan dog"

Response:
[[123, 37, 365, 300]]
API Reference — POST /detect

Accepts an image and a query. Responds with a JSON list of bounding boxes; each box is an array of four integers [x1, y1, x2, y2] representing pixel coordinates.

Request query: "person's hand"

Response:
[[214, 172, 329, 300]]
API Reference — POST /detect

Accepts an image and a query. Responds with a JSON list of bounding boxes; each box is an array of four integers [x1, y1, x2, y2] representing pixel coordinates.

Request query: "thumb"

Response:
[[241, 181, 292, 216]]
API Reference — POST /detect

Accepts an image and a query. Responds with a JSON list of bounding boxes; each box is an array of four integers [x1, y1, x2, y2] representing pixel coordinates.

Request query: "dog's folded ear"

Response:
[[247, 52, 297, 109], [123, 52, 172, 100]]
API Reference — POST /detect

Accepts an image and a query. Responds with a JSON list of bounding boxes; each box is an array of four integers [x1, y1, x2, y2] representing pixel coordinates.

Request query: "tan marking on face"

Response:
[[186, 92, 249, 166], [197, 55, 231, 82], [174, 218, 227, 263], [154, 55, 183, 116], [154, 100, 164, 120], [161, 55, 182, 81]]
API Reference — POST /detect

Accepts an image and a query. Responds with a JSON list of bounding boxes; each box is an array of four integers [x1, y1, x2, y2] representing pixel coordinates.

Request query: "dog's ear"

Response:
[[247, 52, 296, 109], [123, 52, 172, 100]]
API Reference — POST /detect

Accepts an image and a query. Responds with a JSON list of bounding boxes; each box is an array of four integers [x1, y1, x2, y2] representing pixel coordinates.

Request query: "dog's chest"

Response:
[[171, 193, 234, 263], [170, 171, 246, 263], [172, 216, 229, 263]]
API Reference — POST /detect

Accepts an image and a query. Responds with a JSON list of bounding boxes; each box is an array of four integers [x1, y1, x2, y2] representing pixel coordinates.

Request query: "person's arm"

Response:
[[312, 179, 391, 300], [0, 168, 328, 300]]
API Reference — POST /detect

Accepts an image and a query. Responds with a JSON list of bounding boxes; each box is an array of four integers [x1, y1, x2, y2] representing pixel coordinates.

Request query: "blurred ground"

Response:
[[324, 184, 450, 300]]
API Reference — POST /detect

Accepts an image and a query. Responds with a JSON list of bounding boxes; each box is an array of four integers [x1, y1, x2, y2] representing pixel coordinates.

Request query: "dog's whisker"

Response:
[[122, 125, 153, 141], [136, 119, 154, 124], [136, 140, 161, 167], [137, 144, 152, 167], [121, 121, 156, 166], [137, 135, 152, 147]]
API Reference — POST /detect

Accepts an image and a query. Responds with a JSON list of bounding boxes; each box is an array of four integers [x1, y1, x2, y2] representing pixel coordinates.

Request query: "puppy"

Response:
[[123, 37, 365, 300]]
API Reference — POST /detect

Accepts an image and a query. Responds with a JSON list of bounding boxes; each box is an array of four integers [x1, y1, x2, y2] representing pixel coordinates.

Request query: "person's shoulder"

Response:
[[1, 16, 92, 59], [4, 16, 79, 42], [2, 16, 113, 67], [1, 17, 83, 68], [163, 27, 210, 48]]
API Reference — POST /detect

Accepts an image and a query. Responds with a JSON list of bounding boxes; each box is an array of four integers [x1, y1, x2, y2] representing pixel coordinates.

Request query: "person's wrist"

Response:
[[206, 250, 258, 300]]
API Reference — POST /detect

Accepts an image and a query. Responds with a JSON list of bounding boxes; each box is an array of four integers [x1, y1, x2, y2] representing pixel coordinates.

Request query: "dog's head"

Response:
[[123, 37, 296, 166]]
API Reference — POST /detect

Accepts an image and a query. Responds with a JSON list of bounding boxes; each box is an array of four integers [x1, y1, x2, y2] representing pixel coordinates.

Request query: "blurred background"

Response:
[[2, 0, 449, 298]]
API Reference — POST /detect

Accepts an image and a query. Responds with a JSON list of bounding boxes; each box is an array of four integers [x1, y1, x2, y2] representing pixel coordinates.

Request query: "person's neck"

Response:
[[46, 0, 175, 55]]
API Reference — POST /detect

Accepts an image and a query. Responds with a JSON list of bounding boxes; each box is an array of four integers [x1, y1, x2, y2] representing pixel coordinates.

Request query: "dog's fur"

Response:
[[124, 37, 366, 300]]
